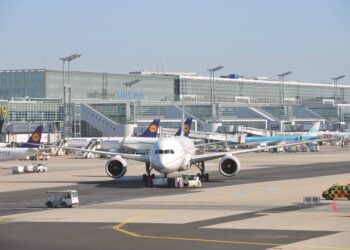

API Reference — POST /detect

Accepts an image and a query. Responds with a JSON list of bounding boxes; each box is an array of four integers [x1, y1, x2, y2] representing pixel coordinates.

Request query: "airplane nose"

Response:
[[151, 156, 171, 173]]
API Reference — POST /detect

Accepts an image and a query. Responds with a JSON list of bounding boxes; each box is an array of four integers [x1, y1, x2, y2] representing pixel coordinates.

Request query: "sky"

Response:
[[0, 0, 349, 84]]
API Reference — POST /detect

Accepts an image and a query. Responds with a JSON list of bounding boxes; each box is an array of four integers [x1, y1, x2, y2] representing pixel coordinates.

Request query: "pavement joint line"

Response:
[[113, 212, 350, 249]]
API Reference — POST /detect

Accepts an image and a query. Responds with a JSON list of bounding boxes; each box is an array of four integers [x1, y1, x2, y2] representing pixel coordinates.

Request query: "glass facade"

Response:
[[8, 100, 62, 123], [178, 76, 350, 105], [0, 70, 46, 99], [45, 70, 175, 101]]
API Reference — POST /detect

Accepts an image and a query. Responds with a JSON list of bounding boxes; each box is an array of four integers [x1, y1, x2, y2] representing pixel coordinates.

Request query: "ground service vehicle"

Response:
[[183, 175, 201, 188], [44, 190, 79, 208], [322, 184, 350, 200]]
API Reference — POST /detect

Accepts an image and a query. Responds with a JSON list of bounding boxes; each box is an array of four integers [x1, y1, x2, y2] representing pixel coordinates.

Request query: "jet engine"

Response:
[[218, 155, 241, 177], [105, 157, 127, 178]]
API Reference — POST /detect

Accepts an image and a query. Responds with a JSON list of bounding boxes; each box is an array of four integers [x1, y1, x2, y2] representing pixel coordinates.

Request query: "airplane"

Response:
[[50, 126, 323, 186], [99, 119, 161, 153], [104, 118, 193, 153], [227, 122, 321, 145], [316, 127, 350, 146], [0, 125, 43, 161], [67, 119, 160, 148]]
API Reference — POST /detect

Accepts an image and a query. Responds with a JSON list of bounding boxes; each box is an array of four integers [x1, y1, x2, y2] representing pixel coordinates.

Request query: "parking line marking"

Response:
[[113, 213, 350, 249]]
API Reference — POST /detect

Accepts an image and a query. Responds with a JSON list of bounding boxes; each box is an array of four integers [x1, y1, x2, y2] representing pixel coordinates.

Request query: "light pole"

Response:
[[332, 75, 345, 105], [59, 53, 81, 138], [277, 71, 292, 106], [207, 65, 224, 121]]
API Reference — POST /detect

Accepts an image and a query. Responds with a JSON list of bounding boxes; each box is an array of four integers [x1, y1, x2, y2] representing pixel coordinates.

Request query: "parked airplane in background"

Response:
[[67, 119, 160, 149], [316, 127, 350, 146], [99, 118, 193, 153], [228, 122, 321, 145], [0, 125, 43, 161]]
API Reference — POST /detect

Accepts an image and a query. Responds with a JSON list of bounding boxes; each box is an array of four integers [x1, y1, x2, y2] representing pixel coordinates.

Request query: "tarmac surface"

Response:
[[0, 146, 350, 250]]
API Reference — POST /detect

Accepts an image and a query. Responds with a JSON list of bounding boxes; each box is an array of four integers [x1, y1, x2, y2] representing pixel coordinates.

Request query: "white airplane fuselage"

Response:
[[101, 137, 158, 152], [150, 136, 196, 174], [313, 131, 350, 142], [0, 148, 38, 161]]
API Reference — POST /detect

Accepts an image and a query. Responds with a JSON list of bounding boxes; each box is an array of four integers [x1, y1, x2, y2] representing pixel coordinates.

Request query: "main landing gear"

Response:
[[142, 163, 155, 187], [195, 161, 209, 181]]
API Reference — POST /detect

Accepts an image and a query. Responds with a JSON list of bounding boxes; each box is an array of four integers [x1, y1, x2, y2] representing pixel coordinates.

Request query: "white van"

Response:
[[44, 190, 79, 208]]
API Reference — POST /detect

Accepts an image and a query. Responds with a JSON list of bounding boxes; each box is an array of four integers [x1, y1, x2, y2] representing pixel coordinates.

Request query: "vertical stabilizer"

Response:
[[175, 118, 193, 137], [140, 119, 160, 138], [21, 125, 43, 148]]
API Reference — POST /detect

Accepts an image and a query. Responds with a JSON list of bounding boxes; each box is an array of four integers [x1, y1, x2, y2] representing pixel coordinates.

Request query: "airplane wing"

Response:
[[43, 145, 150, 163], [190, 139, 323, 164]]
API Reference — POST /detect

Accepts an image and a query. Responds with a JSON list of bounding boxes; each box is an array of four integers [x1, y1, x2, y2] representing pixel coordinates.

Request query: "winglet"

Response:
[[21, 125, 43, 148], [140, 119, 160, 138], [176, 118, 192, 137]]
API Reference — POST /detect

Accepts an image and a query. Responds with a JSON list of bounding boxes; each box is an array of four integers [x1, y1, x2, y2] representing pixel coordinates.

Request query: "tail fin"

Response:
[[309, 122, 320, 133], [21, 125, 43, 148], [140, 119, 160, 137], [176, 118, 192, 137]]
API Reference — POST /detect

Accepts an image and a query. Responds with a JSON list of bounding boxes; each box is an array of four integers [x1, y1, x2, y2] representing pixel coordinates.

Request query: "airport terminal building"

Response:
[[0, 69, 350, 138]]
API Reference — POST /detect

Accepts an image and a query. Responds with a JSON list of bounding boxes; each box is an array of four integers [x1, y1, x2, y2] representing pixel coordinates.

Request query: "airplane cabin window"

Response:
[[170, 150, 175, 154], [159, 150, 163, 154], [164, 150, 170, 154]]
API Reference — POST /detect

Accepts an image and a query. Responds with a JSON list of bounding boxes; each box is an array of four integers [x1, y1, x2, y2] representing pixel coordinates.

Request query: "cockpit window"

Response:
[[155, 149, 174, 154]]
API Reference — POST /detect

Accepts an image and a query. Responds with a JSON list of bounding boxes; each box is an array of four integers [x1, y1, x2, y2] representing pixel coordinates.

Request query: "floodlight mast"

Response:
[[277, 71, 292, 106], [207, 65, 224, 121], [332, 75, 345, 105], [59, 53, 82, 138]]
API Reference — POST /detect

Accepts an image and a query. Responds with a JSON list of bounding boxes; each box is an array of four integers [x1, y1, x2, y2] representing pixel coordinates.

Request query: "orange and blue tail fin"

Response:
[[175, 118, 192, 137], [140, 119, 160, 137], [21, 125, 43, 148]]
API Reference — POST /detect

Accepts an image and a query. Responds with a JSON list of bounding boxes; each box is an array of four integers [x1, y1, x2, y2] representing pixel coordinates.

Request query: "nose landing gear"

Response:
[[143, 163, 155, 187]]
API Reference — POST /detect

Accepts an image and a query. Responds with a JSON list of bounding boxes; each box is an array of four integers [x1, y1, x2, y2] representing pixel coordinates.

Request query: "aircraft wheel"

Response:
[[205, 173, 209, 181]]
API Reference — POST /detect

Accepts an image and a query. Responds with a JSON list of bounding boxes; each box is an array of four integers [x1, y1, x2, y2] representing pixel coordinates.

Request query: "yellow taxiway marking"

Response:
[[0, 217, 14, 224], [113, 212, 350, 250]]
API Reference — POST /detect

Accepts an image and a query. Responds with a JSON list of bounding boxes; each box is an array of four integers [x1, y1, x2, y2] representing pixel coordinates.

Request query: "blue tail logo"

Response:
[[140, 119, 160, 137], [21, 125, 43, 148], [176, 118, 193, 137]]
